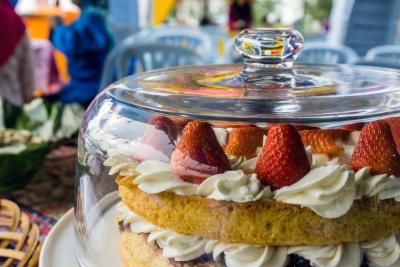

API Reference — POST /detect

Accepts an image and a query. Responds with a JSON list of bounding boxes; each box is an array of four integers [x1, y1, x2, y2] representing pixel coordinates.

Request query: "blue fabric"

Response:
[[9, 0, 17, 7], [81, 0, 107, 9], [51, 7, 113, 105]]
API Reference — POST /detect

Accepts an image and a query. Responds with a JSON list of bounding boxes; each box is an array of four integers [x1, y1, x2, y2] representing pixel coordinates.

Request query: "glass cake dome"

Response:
[[74, 29, 400, 267]]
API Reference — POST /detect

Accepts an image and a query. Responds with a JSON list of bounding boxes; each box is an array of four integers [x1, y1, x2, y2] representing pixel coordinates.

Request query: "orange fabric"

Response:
[[23, 8, 79, 83]]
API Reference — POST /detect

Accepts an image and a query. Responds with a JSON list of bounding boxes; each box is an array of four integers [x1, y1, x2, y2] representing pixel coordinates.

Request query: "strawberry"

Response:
[[224, 126, 265, 158], [385, 117, 400, 153], [171, 117, 191, 132], [300, 129, 350, 156], [171, 121, 231, 184], [256, 124, 310, 189], [350, 120, 400, 176], [219, 124, 255, 129], [139, 116, 178, 161], [147, 115, 178, 140], [340, 122, 365, 131], [293, 125, 319, 131]]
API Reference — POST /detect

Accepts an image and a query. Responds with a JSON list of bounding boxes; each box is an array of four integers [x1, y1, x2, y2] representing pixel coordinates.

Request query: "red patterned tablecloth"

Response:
[[0, 146, 75, 240]]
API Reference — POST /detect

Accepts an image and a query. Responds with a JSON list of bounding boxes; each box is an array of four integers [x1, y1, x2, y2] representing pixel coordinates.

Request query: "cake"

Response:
[[104, 116, 400, 267]]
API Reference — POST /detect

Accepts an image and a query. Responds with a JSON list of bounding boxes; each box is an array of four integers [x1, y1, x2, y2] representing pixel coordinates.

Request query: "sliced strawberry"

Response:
[[139, 116, 178, 161], [340, 122, 365, 131], [350, 120, 400, 176], [256, 124, 311, 189], [171, 121, 231, 184], [224, 126, 265, 158], [385, 117, 400, 153], [300, 129, 350, 156]]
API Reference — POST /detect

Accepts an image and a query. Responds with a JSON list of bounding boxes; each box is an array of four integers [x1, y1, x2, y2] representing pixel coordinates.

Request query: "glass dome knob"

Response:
[[236, 28, 304, 70]]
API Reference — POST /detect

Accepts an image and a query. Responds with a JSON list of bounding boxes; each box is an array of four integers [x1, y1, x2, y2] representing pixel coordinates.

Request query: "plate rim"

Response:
[[39, 208, 75, 267]]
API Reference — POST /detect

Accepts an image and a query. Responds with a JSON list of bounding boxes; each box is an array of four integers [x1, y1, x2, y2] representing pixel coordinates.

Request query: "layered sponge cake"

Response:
[[105, 116, 400, 267]]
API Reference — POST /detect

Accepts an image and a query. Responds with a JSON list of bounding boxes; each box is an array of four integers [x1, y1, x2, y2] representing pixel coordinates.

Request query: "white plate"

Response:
[[40, 199, 123, 267], [39, 209, 78, 267]]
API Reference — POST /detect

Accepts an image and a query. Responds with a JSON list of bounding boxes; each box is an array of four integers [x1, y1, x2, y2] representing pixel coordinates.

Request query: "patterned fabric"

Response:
[[0, 149, 75, 239], [0, 33, 35, 106], [17, 202, 57, 241]]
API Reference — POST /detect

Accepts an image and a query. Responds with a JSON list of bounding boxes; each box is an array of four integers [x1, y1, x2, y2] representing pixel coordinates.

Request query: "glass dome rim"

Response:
[[99, 63, 400, 124]]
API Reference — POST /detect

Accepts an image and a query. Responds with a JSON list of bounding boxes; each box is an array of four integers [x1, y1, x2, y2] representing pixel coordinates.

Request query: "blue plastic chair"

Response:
[[100, 29, 153, 90], [297, 42, 358, 64], [148, 26, 213, 62], [353, 58, 400, 69], [108, 0, 140, 42], [115, 42, 206, 78], [344, 0, 400, 56], [201, 26, 229, 63], [223, 38, 242, 63], [365, 45, 400, 64]]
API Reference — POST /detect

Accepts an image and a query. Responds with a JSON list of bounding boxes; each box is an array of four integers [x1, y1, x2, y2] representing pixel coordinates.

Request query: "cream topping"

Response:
[[274, 165, 356, 218], [288, 243, 361, 267], [213, 128, 228, 147], [312, 154, 340, 168], [229, 156, 257, 172], [148, 231, 208, 261], [197, 170, 272, 203], [355, 167, 391, 199], [379, 179, 400, 202], [343, 131, 361, 160], [117, 202, 288, 267], [355, 167, 400, 202], [213, 127, 263, 173], [117, 202, 207, 261], [134, 160, 198, 195], [134, 160, 271, 203], [118, 202, 400, 267], [360, 233, 400, 267], [205, 241, 288, 267], [105, 126, 400, 219], [103, 147, 139, 177], [117, 202, 159, 233]]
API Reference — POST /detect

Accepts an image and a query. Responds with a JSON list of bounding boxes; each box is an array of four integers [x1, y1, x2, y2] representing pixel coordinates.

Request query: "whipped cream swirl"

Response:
[[117, 202, 159, 233], [117, 202, 207, 261], [148, 231, 208, 261], [213, 127, 262, 173], [288, 243, 361, 267], [355, 167, 400, 201], [103, 147, 139, 177], [274, 165, 356, 218], [206, 241, 287, 267], [360, 233, 400, 267], [342, 131, 361, 160], [198, 170, 271, 203], [134, 160, 270, 203], [118, 202, 400, 267], [312, 154, 340, 168], [229, 156, 258, 173], [355, 167, 392, 199], [117, 202, 288, 266], [379, 179, 400, 202], [134, 160, 198, 195]]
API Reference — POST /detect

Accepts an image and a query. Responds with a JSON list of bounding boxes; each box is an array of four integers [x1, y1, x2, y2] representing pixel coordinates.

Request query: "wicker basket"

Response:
[[0, 199, 41, 267]]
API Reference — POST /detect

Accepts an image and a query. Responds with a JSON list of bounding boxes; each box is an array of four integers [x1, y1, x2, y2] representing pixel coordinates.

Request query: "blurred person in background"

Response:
[[0, 0, 34, 112], [50, 0, 113, 107], [228, 0, 253, 31]]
